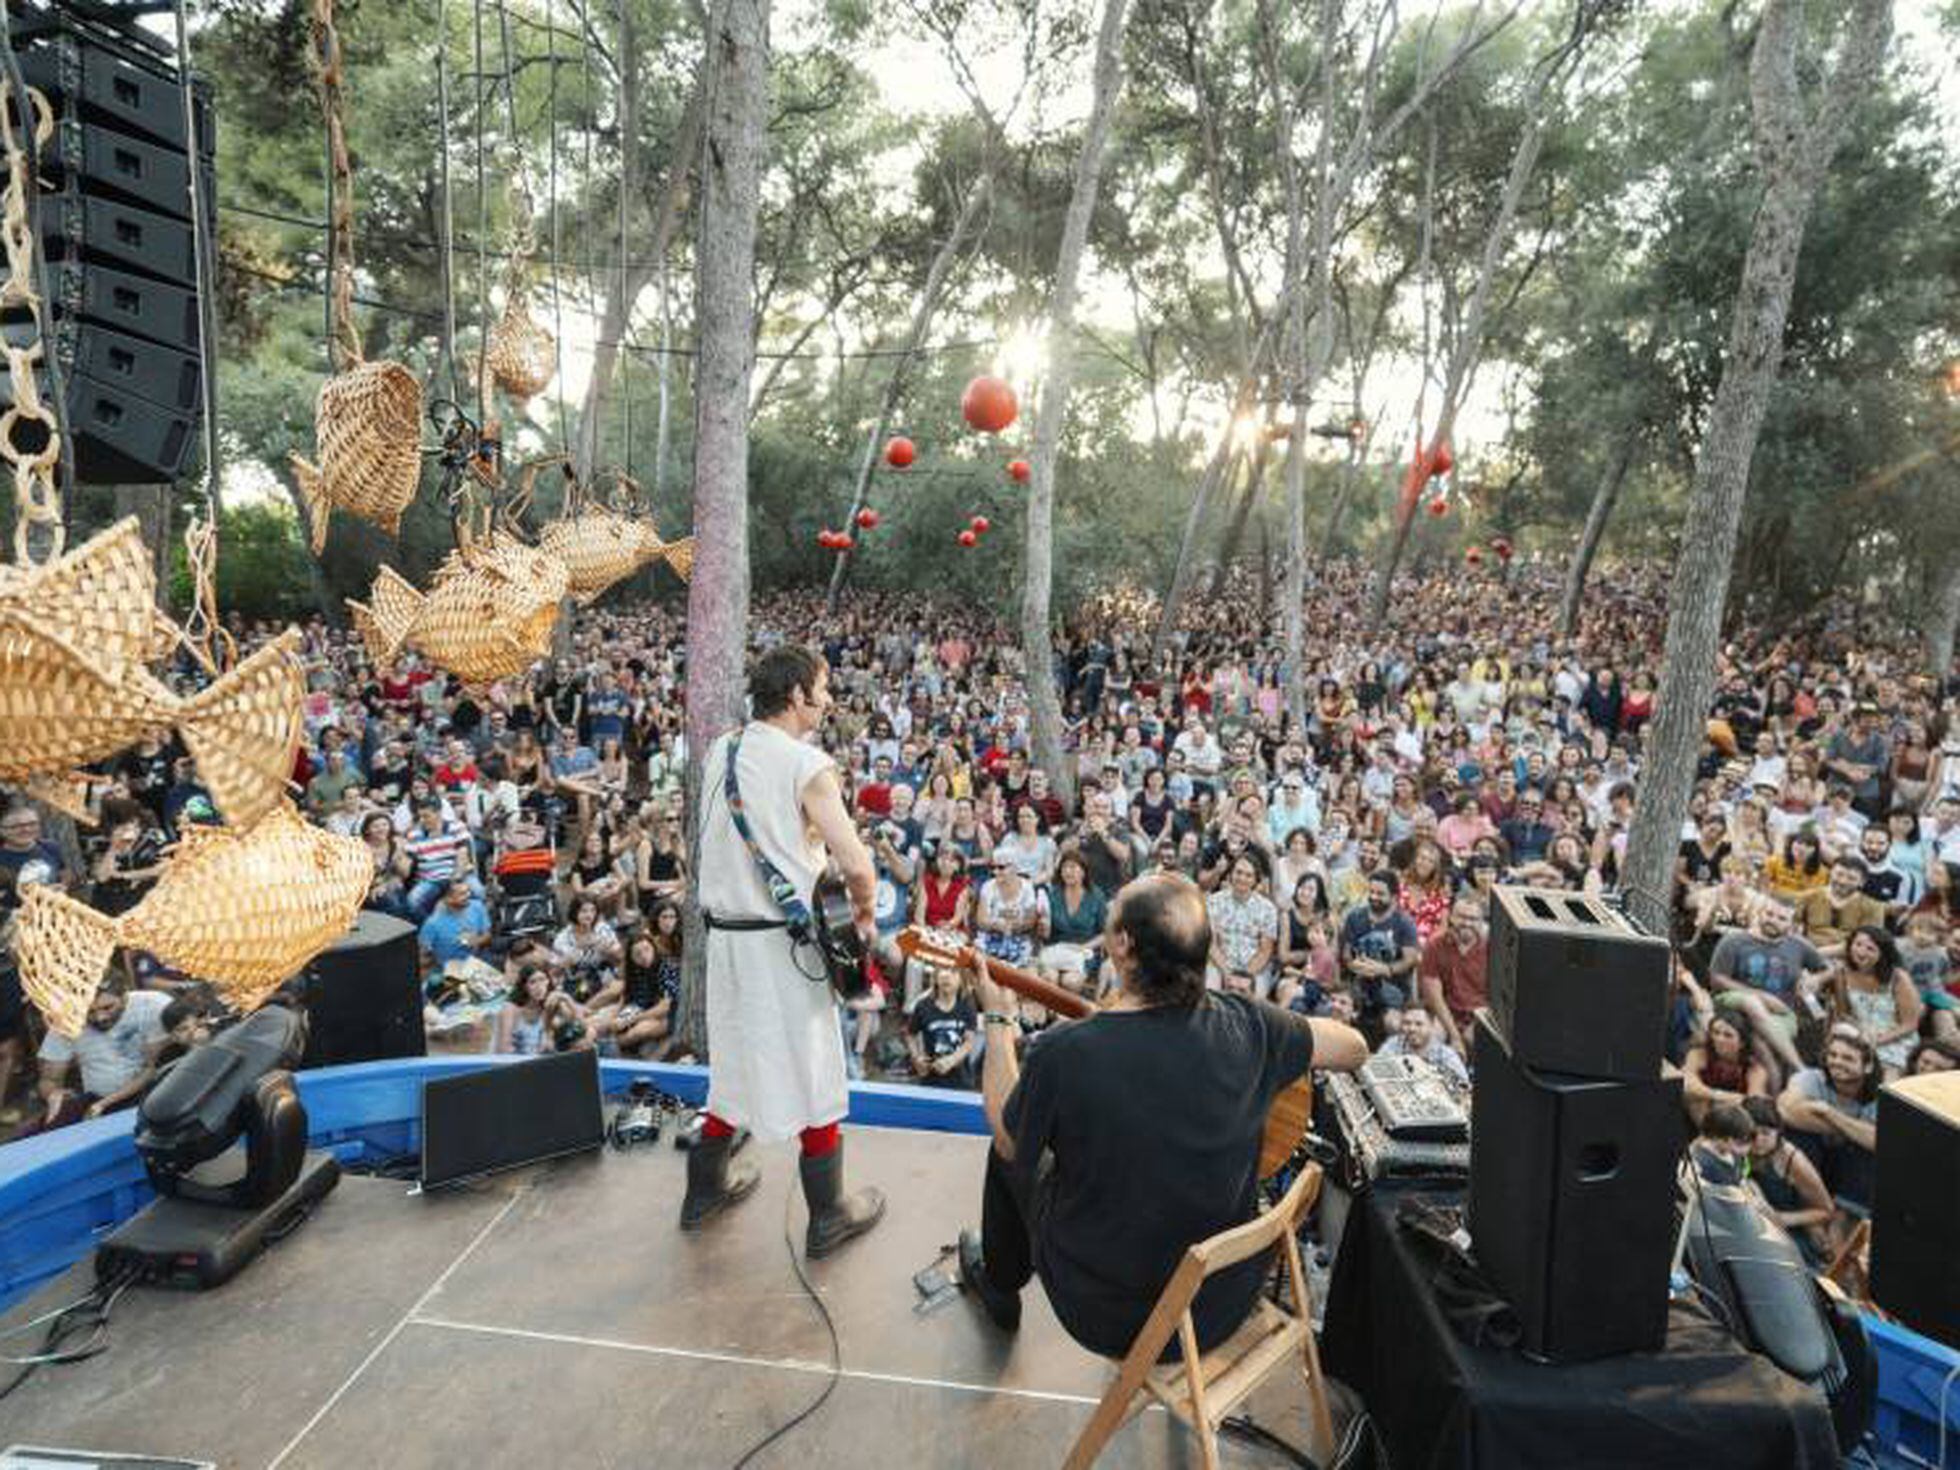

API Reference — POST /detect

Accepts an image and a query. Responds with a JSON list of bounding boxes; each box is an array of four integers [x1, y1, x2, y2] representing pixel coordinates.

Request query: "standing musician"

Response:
[[683, 645, 886, 1257], [954, 872, 1367, 1352]]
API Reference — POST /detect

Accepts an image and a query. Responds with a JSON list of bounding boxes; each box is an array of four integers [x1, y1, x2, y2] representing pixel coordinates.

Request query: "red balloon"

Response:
[[835, 534, 855, 552], [1465, 545, 1484, 565], [1006, 459, 1031, 484], [957, 529, 978, 548], [856, 507, 880, 530], [969, 515, 991, 534], [1430, 440, 1454, 478], [962, 375, 1019, 434], [884, 437, 916, 468], [1426, 498, 1448, 518], [1492, 536, 1514, 561], [816, 529, 836, 549]]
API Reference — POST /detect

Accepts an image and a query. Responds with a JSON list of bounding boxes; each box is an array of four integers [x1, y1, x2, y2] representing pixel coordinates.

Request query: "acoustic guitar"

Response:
[[892, 926, 1315, 1179]]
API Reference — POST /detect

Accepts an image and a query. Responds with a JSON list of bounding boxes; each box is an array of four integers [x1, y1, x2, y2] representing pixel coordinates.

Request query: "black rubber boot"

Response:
[[799, 1139, 885, 1258], [679, 1133, 760, 1231], [958, 1228, 1022, 1332]]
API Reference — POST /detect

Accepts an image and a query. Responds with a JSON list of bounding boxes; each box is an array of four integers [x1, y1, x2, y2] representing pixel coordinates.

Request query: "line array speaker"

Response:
[[4, 4, 213, 484]]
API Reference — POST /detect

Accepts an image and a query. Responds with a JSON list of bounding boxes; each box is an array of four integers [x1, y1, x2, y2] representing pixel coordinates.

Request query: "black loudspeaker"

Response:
[[1486, 887, 1671, 1082], [298, 911, 425, 1069], [1468, 1013, 1682, 1362], [6, 4, 213, 484], [1871, 1071, 1960, 1348], [420, 1051, 605, 1190]]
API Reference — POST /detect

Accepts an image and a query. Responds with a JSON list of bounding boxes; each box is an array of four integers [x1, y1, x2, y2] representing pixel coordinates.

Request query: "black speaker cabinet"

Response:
[[1468, 1012, 1682, 1362], [1487, 887, 1671, 1081], [298, 910, 426, 1069], [1871, 1070, 1960, 1348], [11, 2, 214, 487], [420, 1050, 605, 1190]]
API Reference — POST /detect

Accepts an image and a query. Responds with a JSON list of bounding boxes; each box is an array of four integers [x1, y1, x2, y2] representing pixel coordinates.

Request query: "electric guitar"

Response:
[[892, 926, 1314, 1179]]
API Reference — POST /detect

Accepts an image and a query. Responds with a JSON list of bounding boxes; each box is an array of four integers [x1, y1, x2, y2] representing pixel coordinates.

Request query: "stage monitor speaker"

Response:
[[1487, 887, 1670, 1081], [298, 911, 425, 1069], [1870, 1070, 1960, 1349], [420, 1050, 605, 1190], [1468, 1012, 1682, 1362]]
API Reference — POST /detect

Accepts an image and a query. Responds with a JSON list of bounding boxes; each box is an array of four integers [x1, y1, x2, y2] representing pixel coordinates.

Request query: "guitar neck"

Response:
[[896, 928, 1095, 1019], [977, 953, 1095, 1020]]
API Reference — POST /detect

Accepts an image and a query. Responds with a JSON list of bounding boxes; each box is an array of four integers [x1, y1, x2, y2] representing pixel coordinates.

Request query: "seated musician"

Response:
[[954, 871, 1366, 1353]]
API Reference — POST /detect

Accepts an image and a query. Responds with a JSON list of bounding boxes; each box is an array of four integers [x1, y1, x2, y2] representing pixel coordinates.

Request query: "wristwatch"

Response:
[[982, 1011, 1016, 1028]]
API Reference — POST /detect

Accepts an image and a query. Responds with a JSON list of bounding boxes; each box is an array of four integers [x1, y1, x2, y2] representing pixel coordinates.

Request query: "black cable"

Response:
[[0, 1266, 135, 1406], [1219, 1413, 1318, 1468], [728, 1179, 842, 1470]]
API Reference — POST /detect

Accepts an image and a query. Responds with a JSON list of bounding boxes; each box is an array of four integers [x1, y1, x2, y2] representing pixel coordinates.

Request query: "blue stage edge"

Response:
[[1, 1057, 1953, 1466], [0, 1056, 988, 1313]]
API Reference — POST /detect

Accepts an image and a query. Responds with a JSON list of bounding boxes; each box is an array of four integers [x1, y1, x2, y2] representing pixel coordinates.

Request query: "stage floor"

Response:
[[0, 1126, 1330, 1468]]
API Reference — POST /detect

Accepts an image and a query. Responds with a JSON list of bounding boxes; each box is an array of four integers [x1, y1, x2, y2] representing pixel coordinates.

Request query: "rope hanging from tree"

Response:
[[288, 0, 425, 554], [0, 70, 61, 567]]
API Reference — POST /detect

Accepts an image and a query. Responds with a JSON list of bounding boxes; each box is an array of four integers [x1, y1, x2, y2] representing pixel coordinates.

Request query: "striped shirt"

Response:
[[406, 824, 469, 883]]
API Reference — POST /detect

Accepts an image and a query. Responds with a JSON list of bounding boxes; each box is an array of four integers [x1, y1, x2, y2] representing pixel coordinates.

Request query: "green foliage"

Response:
[[101, 0, 1949, 625], [168, 502, 315, 621]]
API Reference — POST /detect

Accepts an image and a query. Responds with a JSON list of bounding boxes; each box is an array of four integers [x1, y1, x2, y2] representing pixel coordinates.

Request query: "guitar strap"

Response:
[[718, 728, 816, 948]]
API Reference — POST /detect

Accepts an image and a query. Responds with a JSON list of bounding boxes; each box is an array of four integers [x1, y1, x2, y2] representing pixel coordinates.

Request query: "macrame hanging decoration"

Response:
[[15, 805, 372, 1033], [289, 0, 424, 554], [486, 186, 556, 401]]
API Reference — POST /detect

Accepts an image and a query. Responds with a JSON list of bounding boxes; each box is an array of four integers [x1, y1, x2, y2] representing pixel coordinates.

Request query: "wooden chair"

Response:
[[1062, 1163, 1336, 1470]]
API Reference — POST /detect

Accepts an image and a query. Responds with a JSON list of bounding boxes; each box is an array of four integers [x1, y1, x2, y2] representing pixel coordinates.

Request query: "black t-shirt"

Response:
[[1003, 993, 1315, 1357], [909, 992, 977, 1059], [1678, 839, 1730, 888]]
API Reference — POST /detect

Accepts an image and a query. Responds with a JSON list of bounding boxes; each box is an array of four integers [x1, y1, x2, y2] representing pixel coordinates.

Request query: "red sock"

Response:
[[799, 1123, 840, 1159], [701, 1112, 736, 1141]]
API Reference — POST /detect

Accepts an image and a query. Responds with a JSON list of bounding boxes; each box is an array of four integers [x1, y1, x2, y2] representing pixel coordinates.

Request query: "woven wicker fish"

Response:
[[290, 359, 424, 553], [15, 804, 370, 1033], [0, 518, 161, 682], [0, 615, 304, 830], [347, 533, 568, 686], [537, 508, 647, 604], [660, 536, 694, 582]]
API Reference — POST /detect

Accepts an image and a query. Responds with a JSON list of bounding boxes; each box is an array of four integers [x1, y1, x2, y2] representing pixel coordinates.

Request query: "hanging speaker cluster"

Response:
[[4, 4, 214, 484]]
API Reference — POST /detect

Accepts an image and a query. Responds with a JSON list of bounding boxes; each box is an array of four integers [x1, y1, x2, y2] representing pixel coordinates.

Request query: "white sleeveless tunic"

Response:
[[698, 720, 847, 1141]]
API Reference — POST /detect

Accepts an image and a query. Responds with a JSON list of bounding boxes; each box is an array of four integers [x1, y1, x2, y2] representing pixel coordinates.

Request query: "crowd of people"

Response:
[[2, 552, 1957, 1260]]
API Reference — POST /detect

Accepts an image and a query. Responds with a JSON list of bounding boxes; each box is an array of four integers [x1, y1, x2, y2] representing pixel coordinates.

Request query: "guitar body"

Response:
[[811, 873, 872, 1002], [1260, 1077, 1314, 1179], [896, 925, 1315, 1178]]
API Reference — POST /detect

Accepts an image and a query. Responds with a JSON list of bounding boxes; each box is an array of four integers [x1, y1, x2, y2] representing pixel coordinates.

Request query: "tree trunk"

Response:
[[1366, 20, 1576, 632], [1208, 438, 1272, 591], [825, 176, 991, 611], [1021, 0, 1131, 814], [1317, 434, 1367, 561], [112, 485, 173, 607], [1154, 438, 1242, 656], [572, 29, 707, 484], [1557, 436, 1635, 638], [1621, 0, 1891, 937], [1928, 558, 1960, 684], [678, 0, 770, 1057]]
